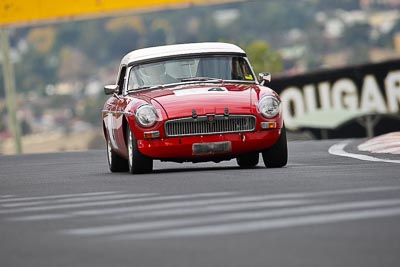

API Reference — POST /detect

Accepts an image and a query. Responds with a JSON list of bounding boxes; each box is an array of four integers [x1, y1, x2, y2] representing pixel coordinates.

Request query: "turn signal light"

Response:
[[261, 122, 277, 129], [144, 131, 160, 139]]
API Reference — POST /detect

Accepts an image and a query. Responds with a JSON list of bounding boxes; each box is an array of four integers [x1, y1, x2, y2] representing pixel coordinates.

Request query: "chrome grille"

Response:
[[165, 115, 256, 137]]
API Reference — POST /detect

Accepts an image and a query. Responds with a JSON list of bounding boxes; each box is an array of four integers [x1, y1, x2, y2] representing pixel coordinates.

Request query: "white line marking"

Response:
[[59, 186, 400, 217], [10, 214, 73, 221], [64, 199, 400, 237], [0, 192, 236, 214], [125, 207, 400, 239], [0, 191, 121, 203], [38, 195, 297, 217], [328, 140, 400, 164], [6, 186, 400, 221], [113, 200, 310, 220], [1, 193, 158, 208], [14, 199, 307, 222], [0, 195, 15, 198]]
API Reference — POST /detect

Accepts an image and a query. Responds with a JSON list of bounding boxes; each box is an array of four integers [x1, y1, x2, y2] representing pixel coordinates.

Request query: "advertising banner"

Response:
[[269, 59, 400, 137]]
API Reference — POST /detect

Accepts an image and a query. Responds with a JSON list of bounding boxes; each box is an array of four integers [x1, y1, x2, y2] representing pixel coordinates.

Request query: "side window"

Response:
[[127, 66, 144, 90], [231, 58, 243, 80], [116, 66, 127, 95], [239, 58, 254, 81]]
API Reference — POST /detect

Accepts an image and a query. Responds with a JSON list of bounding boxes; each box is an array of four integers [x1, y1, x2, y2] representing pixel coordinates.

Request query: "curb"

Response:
[[358, 132, 400, 155]]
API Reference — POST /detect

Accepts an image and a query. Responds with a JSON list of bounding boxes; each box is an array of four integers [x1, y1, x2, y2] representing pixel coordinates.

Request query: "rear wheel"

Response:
[[236, 153, 259, 168], [262, 125, 288, 168], [106, 137, 128, 172], [127, 127, 153, 174]]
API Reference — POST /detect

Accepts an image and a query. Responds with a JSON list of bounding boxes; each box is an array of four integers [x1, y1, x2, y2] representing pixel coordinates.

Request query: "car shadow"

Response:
[[151, 165, 266, 174]]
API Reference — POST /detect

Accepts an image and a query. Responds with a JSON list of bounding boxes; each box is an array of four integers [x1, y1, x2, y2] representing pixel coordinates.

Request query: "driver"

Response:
[[140, 63, 176, 86]]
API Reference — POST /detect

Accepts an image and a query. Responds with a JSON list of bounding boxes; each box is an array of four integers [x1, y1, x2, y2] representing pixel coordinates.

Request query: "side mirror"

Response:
[[104, 85, 119, 95], [258, 72, 271, 85]]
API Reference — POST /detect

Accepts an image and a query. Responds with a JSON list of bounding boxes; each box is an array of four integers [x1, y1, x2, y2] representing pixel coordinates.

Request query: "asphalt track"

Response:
[[0, 139, 399, 267]]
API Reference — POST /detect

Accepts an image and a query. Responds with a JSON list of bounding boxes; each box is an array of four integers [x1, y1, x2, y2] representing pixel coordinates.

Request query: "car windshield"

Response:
[[127, 55, 255, 90]]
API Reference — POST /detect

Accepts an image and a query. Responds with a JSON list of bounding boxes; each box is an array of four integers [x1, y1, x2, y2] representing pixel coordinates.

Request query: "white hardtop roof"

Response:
[[121, 42, 246, 65]]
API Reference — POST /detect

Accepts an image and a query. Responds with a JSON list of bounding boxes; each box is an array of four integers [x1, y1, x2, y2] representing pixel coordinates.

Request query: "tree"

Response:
[[58, 47, 93, 81], [105, 16, 145, 56], [244, 40, 283, 75], [27, 26, 56, 54], [342, 23, 371, 65]]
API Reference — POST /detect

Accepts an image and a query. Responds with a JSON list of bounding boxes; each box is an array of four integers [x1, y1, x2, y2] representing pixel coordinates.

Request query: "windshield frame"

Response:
[[124, 53, 258, 95]]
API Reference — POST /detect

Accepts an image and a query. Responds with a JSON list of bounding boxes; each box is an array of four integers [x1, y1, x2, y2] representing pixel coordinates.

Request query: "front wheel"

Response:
[[262, 126, 288, 168], [236, 153, 259, 168], [127, 127, 153, 174], [106, 137, 128, 172]]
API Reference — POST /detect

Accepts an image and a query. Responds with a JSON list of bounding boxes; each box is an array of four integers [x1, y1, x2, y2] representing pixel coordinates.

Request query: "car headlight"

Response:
[[136, 105, 158, 127], [258, 96, 280, 118]]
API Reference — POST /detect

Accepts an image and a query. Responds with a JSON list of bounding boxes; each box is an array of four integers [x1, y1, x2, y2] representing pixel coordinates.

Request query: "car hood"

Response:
[[140, 84, 257, 119]]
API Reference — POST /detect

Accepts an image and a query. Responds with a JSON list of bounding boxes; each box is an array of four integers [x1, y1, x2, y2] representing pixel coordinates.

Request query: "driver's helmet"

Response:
[[139, 63, 166, 85]]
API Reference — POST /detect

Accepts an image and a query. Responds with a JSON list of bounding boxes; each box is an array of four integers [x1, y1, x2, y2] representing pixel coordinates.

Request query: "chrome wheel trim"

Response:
[[128, 129, 133, 167], [107, 138, 112, 166]]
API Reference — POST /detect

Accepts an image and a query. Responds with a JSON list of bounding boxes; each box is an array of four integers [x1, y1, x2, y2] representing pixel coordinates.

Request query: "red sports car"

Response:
[[102, 42, 287, 174]]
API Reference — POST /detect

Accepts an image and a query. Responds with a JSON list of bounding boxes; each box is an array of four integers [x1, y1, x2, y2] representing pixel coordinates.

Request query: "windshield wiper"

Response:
[[127, 84, 164, 92], [180, 77, 223, 82]]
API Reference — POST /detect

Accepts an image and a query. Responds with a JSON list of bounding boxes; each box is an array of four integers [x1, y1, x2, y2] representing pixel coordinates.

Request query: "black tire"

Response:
[[236, 153, 259, 168], [127, 127, 153, 174], [106, 137, 128, 172], [262, 125, 288, 168]]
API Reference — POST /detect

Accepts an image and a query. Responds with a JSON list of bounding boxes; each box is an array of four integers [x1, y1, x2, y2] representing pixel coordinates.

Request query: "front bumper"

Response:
[[137, 129, 281, 160]]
